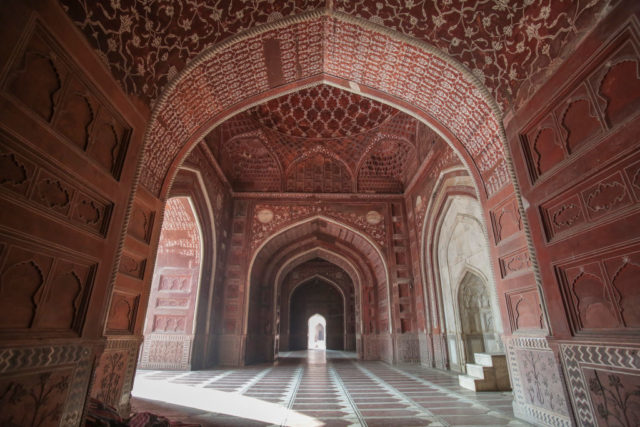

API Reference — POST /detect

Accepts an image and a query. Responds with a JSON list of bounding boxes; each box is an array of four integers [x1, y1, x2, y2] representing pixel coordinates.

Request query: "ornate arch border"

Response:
[[138, 9, 510, 202]]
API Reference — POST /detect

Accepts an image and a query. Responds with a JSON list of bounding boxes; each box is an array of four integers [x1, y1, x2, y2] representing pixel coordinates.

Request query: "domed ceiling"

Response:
[[201, 84, 442, 194]]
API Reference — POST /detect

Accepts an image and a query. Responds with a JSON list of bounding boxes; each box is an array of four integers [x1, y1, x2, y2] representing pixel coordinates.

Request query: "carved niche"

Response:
[[557, 86, 603, 154], [596, 56, 640, 127], [557, 246, 640, 334], [54, 78, 95, 150], [491, 196, 522, 244], [0, 240, 94, 335], [506, 287, 544, 333], [604, 251, 640, 328], [6, 30, 63, 122], [127, 203, 154, 243], [3, 24, 131, 179], [520, 29, 640, 185], [563, 263, 619, 331], [106, 292, 139, 334], [0, 150, 36, 197]]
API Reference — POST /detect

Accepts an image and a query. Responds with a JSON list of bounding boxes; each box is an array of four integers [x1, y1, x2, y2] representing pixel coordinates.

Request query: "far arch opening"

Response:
[[308, 314, 326, 350], [245, 216, 388, 365]]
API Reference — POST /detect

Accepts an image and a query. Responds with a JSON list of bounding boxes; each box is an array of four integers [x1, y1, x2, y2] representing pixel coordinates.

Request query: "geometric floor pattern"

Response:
[[131, 350, 531, 426]]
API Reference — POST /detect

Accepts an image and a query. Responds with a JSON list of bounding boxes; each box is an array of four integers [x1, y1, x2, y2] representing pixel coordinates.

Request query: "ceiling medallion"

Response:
[[257, 208, 274, 224], [366, 210, 383, 225]]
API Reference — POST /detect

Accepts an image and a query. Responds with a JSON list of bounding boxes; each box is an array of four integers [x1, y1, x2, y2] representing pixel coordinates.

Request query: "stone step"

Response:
[[466, 363, 495, 381], [458, 374, 497, 391], [474, 352, 507, 368]]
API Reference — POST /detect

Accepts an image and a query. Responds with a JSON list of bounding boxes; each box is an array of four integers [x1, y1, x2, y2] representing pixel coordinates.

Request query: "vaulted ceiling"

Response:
[[202, 84, 444, 194], [60, 0, 607, 109], [58, 0, 608, 195]]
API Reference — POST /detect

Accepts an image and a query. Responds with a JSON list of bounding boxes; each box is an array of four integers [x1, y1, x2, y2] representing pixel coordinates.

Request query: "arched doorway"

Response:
[[307, 314, 326, 350], [423, 174, 504, 372], [279, 259, 356, 353], [288, 278, 344, 351], [139, 196, 203, 370], [245, 216, 389, 365]]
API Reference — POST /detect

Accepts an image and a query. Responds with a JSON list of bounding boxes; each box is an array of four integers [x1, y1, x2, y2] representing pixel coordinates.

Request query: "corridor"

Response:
[[131, 351, 528, 426]]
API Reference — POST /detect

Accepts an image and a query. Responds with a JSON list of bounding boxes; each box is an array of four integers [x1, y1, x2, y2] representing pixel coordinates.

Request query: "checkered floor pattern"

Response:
[[131, 350, 530, 426]]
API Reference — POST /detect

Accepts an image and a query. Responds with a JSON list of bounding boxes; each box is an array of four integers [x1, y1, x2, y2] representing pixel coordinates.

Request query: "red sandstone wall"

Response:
[[505, 4, 640, 425], [0, 0, 148, 420]]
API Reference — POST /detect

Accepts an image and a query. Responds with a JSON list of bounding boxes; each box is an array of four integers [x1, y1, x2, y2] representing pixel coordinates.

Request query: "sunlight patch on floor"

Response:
[[131, 377, 324, 427]]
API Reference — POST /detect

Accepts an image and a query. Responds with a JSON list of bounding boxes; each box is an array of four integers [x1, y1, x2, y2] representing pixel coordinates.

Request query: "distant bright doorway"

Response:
[[307, 314, 326, 350]]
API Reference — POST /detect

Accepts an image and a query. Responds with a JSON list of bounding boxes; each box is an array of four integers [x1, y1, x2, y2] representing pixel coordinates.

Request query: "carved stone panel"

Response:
[[561, 343, 640, 427], [91, 350, 127, 408], [0, 368, 73, 426], [0, 130, 113, 236], [515, 348, 569, 416], [118, 252, 146, 280], [540, 153, 640, 241], [499, 247, 533, 278], [0, 343, 95, 426], [3, 23, 131, 180], [556, 244, 640, 335], [0, 237, 95, 335]]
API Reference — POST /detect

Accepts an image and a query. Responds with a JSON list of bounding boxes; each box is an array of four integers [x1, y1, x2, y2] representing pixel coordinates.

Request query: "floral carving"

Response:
[[588, 371, 640, 427], [96, 352, 125, 407], [0, 372, 70, 427], [60, 0, 607, 109], [517, 349, 568, 415]]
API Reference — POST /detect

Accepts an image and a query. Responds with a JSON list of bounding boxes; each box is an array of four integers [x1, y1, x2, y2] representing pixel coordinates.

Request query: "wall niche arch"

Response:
[[421, 170, 503, 372]]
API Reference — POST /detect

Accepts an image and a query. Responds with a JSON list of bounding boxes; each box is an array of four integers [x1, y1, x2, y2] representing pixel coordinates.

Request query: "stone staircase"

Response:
[[458, 353, 511, 391]]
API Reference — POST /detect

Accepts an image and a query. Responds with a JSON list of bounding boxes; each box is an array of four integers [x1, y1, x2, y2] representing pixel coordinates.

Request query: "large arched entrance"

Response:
[[122, 11, 545, 420], [281, 263, 356, 353], [1, 1, 637, 426], [139, 196, 203, 370], [245, 216, 389, 364]]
